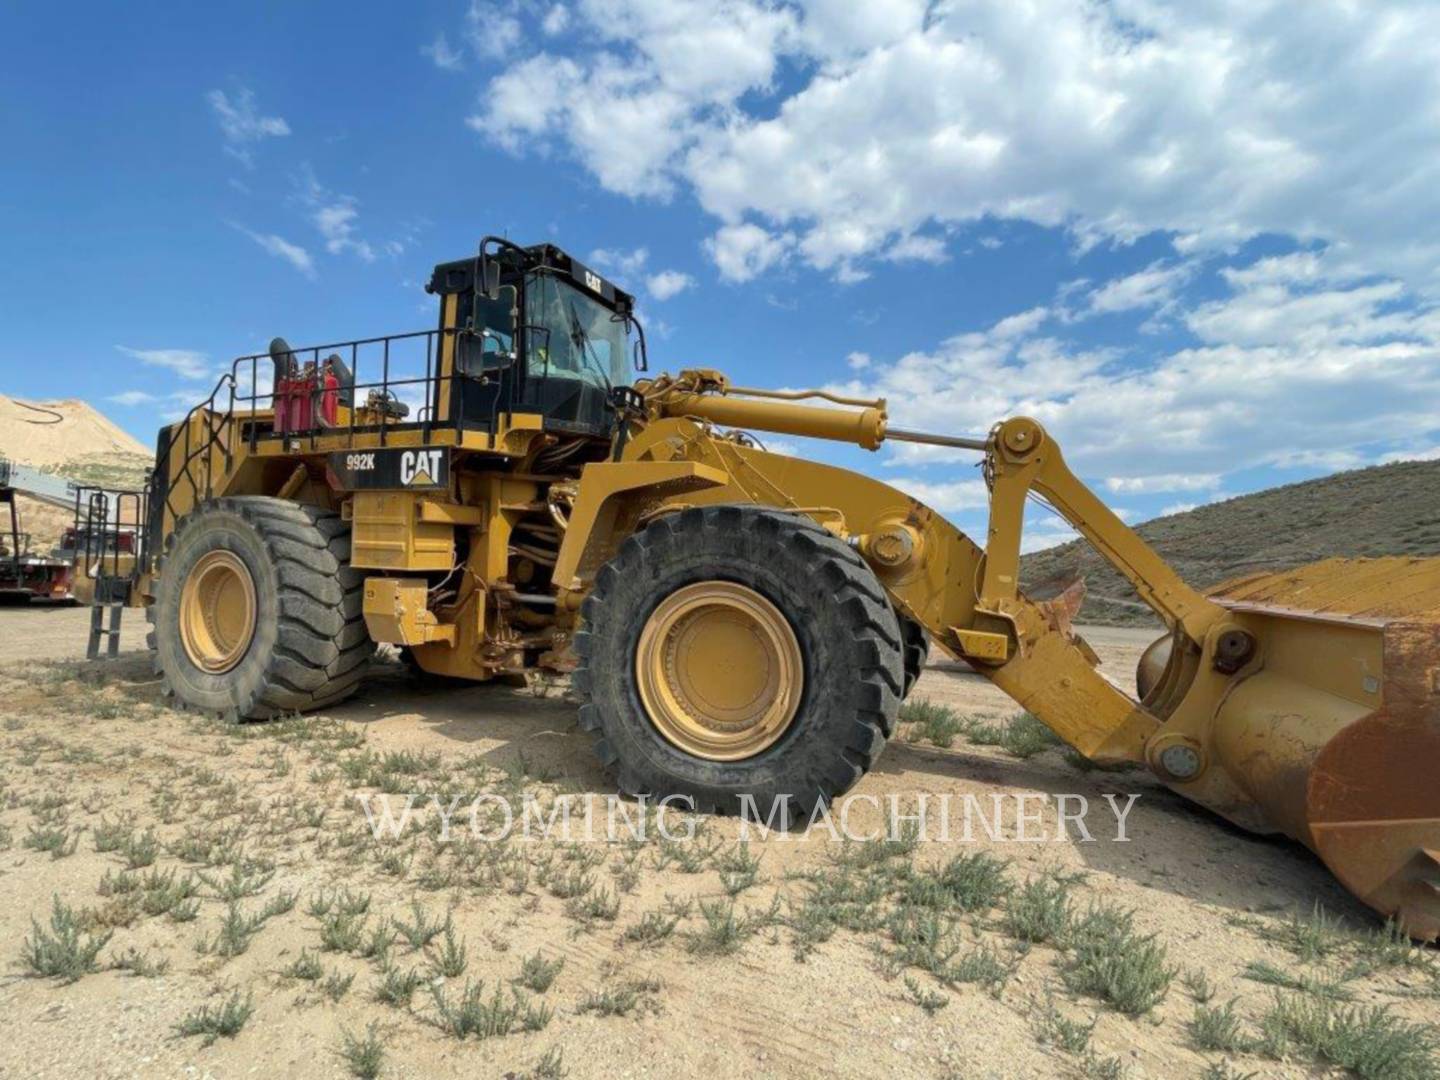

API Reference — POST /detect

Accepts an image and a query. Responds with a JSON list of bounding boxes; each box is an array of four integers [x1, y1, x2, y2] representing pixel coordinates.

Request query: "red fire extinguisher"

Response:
[[321, 361, 340, 425]]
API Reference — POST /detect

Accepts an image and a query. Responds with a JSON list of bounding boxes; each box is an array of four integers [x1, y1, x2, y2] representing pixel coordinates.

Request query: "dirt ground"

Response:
[[0, 606, 1435, 1079]]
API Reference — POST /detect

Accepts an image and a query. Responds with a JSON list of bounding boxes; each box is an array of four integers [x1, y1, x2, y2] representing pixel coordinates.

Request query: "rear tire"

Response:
[[573, 505, 902, 823], [148, 498, 374, 721]]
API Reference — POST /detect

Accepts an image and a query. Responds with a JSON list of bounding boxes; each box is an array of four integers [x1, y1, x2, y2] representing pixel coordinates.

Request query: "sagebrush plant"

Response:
[[515, 951, 564, 993], [964, 712, 1062, 759], [110, 946, 170, 978], [1003, 876, 1073, 944], [902, 974, 949, 1014], [1062, 902, 1176, 1015], [429, 923, 468, 978], [322, 970, 356, 1002], [577, 977, 663, 1017], [900, 699, 967, 748], [196, 900, 268, 958], [899, 851, 1012, 913], [337, 1023, 385, 1080], [1189, 999, 1251, 1053], [1242, 958, 1356, 1001], [1032, 995, 1095, 1054], [283, 949, 325, 981], [1258, 992, 1440, 1080], [374, 963, 424, 1009], [428, 979, 551, 1040], [622, 908, 683, 946], [174, 990, 255, 1046], [526, 1047, 568, 1080], [1181, 967, 1216, 1003], [24, 824, 77, 859], [685, 897, 775, 956], [22, 897, 111, 982], [1273, 902, 1347, 963]]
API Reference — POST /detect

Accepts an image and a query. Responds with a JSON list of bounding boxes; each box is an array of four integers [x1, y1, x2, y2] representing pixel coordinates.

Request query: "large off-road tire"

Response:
[[148, 497, 374, 721], [573, 505, 903, 822], [900, 615, 929, 699]]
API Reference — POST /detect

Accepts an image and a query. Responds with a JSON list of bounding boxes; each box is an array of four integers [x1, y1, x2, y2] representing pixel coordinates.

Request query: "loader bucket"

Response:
[[1206, 557, 1440, 940]]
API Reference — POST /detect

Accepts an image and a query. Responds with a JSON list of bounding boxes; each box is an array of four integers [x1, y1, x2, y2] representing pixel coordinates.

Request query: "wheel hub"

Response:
[[636, 581, 803, 761], [179, 550, 257, 674]]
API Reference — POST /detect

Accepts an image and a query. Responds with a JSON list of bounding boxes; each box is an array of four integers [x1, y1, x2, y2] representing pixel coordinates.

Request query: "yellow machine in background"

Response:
[[110, 238, 1438, 939]]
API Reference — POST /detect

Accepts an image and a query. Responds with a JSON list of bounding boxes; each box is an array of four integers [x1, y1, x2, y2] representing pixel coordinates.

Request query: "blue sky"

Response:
[[3, 1, 1439, 551]]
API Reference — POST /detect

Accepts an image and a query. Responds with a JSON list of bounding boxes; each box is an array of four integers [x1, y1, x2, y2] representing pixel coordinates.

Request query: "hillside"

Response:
[[0, 394, 152, 552], [1021, 457, 1440, 625]]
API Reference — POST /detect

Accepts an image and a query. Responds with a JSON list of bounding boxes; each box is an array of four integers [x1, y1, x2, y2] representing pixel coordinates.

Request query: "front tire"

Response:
[[573, 505, 902, 821], [900, 615, 929, 699], [149, 498, 374, 721]]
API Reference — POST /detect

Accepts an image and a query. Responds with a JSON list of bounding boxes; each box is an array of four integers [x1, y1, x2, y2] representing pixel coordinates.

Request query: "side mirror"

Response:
[[482, 259, 501, 301], [629, 318, 649, 372]]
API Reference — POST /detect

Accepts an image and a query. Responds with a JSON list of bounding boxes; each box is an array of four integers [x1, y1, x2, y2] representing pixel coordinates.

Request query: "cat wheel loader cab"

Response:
[[428, 238, 638, 440], [125, 236, 1440, 941]]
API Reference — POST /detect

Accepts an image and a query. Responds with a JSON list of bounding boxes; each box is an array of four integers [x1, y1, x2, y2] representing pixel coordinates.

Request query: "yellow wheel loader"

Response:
[[105, 238, 1439, 938]]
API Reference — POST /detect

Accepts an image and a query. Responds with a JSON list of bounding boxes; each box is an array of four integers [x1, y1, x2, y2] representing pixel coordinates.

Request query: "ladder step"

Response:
[[86, 603, 124, 661]]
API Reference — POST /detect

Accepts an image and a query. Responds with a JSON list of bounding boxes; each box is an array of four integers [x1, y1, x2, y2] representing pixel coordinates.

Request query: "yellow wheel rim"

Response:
[[179, 550, 257, 674], [636, 581, 803, 761]]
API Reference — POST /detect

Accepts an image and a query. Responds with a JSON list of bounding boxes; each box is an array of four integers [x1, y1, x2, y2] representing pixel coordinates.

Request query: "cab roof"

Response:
[[426, 243, 636, 315]]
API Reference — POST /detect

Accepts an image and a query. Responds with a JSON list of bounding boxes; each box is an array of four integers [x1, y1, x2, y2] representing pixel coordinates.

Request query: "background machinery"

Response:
[[0, 456, 77, 601], [108, 237, 1439, 939]]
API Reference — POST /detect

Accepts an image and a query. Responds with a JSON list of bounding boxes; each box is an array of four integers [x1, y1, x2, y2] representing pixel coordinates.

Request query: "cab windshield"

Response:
[[525, 273, 629, 389]]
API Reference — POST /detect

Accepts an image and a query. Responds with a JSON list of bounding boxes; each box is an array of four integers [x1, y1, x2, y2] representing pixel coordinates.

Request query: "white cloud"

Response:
[[704, 222, 793, 282], [846, 351, 871, 370], [831, 251, 1440, 491], [797, 0, 928, 61], [885, 233, 949, 265], [646, 269, 694, 300], [1157, 491, 1231, 517], [469, 1, 1440, 293], [883, 476, 990, 514], [313, 201, 374, 261], [422, 32, 465, 70], [107, 390, 158, 406], [471, 0, 794, 200], [114, 347, 211, 381], [1085, 261, 1193, 316], [206, 88, 289, 167], [233, 225, 316, 278], [297, 167, 382, 262], [541, 4, 570, 35], [992, 307, 1049, 339], [1104, 473, 1222, 494], [1380, 445, 1440, 464], [465, 0, 525, 59], [589, 246, 650, 278], [1019, 514, 1082, 554], [472, 51, 692, 197]]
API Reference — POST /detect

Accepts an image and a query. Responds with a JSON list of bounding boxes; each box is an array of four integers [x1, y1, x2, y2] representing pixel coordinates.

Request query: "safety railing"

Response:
[[152, 327, 485, 544], [229, 328, 451, 453], [68, 482, 149, 598]]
